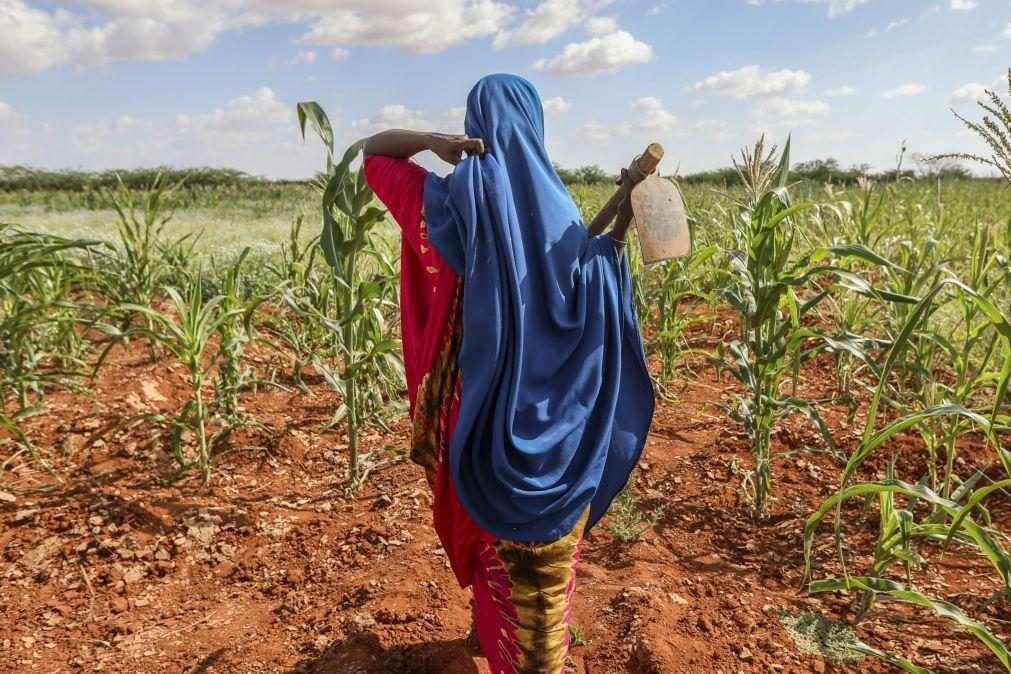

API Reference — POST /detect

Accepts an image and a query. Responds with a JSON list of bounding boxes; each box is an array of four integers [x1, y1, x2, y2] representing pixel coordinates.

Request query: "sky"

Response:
[[1, 0, 1010, 179]]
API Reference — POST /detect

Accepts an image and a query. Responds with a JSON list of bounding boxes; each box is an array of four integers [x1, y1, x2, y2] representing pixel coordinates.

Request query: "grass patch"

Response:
[[604, 486, 664, 544], [779, 610, 865, 665]]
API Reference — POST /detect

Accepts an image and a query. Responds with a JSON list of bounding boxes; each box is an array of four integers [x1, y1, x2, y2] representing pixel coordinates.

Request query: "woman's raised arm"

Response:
[[364, 130, 484, 165]]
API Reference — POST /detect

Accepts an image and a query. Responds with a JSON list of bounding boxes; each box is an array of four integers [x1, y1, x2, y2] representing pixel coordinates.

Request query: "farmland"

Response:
[[1, 121, 1010, 673]]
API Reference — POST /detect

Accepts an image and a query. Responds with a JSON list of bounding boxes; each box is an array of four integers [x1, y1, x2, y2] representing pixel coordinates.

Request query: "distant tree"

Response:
[[553, 163, 614, 185], [0, 165, 257, 192]]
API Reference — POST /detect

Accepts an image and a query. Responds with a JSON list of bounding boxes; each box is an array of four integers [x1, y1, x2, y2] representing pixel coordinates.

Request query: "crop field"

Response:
[[1, 105, 1011, 672]]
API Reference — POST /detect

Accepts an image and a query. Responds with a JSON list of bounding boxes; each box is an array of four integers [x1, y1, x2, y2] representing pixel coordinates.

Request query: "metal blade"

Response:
[[631, 174, 690, 263]]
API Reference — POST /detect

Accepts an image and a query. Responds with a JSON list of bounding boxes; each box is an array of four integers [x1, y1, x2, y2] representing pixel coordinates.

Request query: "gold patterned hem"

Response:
[[410, 281, 463, 486]]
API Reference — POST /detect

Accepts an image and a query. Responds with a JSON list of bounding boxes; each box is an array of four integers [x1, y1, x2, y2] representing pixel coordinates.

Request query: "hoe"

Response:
[[587, 142, 690, 263]]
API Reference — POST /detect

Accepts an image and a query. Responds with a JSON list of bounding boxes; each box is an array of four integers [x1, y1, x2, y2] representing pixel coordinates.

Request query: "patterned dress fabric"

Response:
[[363, 154, 585, 673]]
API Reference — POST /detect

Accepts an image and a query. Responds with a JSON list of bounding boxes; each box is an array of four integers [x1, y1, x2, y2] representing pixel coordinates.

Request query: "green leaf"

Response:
[[296, 102, 335, 167], [811, 576, 1010, 671]]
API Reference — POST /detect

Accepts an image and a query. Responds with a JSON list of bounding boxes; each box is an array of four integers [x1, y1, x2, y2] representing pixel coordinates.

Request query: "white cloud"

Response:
[[2, 85, 306, 177], [297, 1, 514, 55], [818, 0, 870, 16], [175, 87, 291, 136], [575, 97, 679, 140], [0, 0, 71, 77], [885, 18, 908, 31], [628, 96, 678, 132], [1003, 22, 1011, 39], [0, 101, 14, 120], [688, 65, 811, 100], [746, 0, 870, 18], [434, 106, 466, 132], [493, 0, 609, 49], [0, 0, 518, 78], [585, 15, 618, 36], [70, 14, 227, 65], [648, 4, 665, 16], [881, 83, 927, 98], [287, 50, 317, 65], [826, 85, 856, 96], [350, 104, 429, 136], [973, 44, 998, 53], [576, 120, 611, 141], [532, 29, 653, 76], [947, 82, 988, 106], [948, 0, 976, 10], [341, 102, 466, 138], [757, 98, 830, 116], [543, 96, 572, 116]]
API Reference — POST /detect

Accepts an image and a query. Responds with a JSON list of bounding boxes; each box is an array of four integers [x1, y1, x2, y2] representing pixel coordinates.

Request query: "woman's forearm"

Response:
[[363, 130, 436, 159], [612, 208, 633, 243], [611, 209, 633, 260], [364, 130, 485, 165]]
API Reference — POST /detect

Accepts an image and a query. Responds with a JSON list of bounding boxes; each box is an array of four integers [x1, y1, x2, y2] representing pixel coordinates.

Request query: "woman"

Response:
[[362, 74, 654, 674]]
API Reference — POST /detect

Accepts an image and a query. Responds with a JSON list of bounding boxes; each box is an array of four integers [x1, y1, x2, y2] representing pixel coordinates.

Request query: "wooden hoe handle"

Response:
[[586, 143, 664, 236]]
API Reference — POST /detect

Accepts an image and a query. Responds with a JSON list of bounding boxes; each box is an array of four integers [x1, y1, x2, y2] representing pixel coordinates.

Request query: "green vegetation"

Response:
[[2, 80, 1011, 671], [604, 485, 664, 543], [293, 102, 404, 489]]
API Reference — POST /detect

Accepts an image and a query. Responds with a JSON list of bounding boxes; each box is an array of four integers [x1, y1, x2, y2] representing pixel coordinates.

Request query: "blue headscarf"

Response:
[[423, 74, 655, 542]]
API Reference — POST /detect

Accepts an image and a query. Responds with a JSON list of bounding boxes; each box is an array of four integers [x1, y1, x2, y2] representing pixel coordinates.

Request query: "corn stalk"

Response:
[[713, 136, 913, 520], [295, 102, 404, 489]]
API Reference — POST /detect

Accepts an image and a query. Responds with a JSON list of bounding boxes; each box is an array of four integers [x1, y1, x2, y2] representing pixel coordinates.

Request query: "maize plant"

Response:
[[267, 216, 335, 392], [98, 276, 258, 483], [804, 276, 1011, 672], [712, 136, 913, 520], [650, 245, 718, 394], [0, 223, 98, 474], [209, 248, 264, 425], [101, 174, 197, 355], [906, 224, 1011, 497], [294, 102, 404, 489]]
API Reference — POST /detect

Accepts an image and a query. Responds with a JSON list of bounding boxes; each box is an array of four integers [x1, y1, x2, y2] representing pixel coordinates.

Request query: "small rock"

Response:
[[13, 509, 38, 524], [667, 592, 689, 605], [110, 597, 129, 614], [0, 491, 16, 504], [738, 648, 753, 661], [213, 561, 236, 578], [123, 568, 145, 584]]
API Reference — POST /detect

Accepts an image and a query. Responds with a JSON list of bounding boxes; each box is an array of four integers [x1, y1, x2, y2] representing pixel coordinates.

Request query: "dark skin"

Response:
[[364, 129, 635, 257]]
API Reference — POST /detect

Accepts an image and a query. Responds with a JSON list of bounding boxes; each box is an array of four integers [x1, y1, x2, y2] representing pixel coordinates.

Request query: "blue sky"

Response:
[[1, 0, 1009, 178]]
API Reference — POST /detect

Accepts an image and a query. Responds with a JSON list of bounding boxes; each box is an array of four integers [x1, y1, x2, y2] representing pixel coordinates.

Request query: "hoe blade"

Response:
[[631, 174, 690, 263]]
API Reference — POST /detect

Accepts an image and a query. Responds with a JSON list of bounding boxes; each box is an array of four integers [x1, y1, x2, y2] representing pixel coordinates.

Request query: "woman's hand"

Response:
[[363, 130, 484, 164], [430, 134, 485, 165]]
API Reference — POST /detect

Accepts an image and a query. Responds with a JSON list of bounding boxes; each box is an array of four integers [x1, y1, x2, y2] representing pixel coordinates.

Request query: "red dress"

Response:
[[364, 155, 583, 674], [363, 154, 490, 588]]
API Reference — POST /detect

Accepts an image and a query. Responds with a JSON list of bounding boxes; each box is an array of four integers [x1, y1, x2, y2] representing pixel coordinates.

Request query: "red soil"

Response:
[[1, 315, 1007, 673]]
